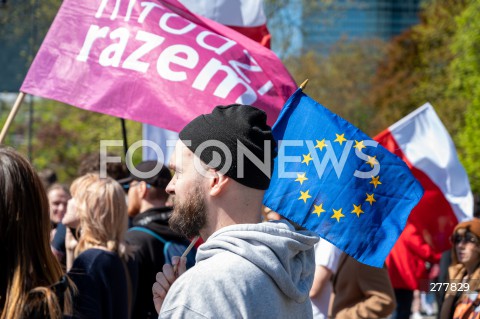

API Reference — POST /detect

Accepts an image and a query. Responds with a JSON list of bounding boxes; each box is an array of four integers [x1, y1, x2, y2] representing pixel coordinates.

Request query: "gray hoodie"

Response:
[[159, 220, 319, 319]]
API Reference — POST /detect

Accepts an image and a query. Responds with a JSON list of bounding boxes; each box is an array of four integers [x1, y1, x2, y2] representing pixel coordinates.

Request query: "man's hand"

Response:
[[152, 256, 187, 314]]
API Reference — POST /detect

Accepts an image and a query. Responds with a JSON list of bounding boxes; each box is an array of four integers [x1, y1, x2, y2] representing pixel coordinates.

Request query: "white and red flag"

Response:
[[21, 0, 295, 135], [374, 103, 473, 289], [179, 0, 271, 47]]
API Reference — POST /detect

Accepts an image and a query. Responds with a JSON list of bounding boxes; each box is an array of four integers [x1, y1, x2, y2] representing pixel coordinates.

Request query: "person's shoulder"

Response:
[[163, 253, 270, 317], [51, 222, 67, 244], [74, 248, 121, 270], [124, 227, 151, 243], [178, 251, 261, 287], [77, 247, 117, 258], [126, 225, 191, 248], [160, 304, 211, 319], [164, 257, 235, 312], [125, 226, 168, 251]]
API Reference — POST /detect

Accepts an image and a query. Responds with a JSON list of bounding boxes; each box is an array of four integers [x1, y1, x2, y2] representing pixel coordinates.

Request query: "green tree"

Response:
[[369, 0, 478, 192], [450, 0, 480, 193], [284, 39, 386, 135], [1, 98, 143, 183], [0, 0, 61, 91], [369, 0, 469, 135], [33, 100, 143, 182]]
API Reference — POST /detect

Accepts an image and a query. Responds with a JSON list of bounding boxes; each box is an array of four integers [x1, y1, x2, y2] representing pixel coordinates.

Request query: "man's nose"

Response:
[[166, 180, 175, 195]]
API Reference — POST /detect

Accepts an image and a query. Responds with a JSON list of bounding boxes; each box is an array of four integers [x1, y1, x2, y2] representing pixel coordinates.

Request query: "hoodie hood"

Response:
[[196, 220, 319, 303]]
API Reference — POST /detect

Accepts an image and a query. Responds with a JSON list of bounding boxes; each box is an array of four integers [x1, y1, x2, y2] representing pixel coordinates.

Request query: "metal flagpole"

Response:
[[121, 118, 129, 157]]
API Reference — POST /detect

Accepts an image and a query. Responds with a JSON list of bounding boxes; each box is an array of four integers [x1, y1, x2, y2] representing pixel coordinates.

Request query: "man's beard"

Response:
[[169, 185, 207, 239]]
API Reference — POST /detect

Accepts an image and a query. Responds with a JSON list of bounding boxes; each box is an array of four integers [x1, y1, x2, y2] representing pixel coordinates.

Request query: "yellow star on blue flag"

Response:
[[263, 88, 424, 268]]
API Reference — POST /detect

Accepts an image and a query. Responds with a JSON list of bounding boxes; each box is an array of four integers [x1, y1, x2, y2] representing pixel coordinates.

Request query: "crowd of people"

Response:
[[1, 104, 479, 319]]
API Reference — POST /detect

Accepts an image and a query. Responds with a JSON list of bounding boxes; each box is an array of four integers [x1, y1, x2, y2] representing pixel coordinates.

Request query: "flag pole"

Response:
[[0, 92, 27, 144], [173, 235, 199, 275], [299, 79, 309, 90], [120, 118, 129, 157]]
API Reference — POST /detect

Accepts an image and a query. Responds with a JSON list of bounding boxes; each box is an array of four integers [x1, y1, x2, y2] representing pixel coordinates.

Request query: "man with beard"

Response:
[[121, 161, 196, 319], [152, 105, 319, 318]]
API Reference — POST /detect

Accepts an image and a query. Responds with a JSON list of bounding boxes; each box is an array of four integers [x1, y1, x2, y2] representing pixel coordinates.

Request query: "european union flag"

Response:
[[263, 88, 424, 267]]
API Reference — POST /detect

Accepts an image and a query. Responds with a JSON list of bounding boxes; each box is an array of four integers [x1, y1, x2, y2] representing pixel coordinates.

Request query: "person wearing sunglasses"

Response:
[[440, 218, 480, 319], [120, 161, 197, 319]]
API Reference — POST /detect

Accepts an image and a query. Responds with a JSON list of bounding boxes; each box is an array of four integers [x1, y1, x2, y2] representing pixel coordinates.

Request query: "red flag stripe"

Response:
[[375, 128, 457, 252]]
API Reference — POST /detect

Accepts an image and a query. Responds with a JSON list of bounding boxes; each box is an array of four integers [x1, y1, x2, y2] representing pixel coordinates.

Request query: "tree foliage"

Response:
[[284, 39, 386, 134], [366, 0, 479, 192], [0, 0, 61, 91], [450, 0, 480, 193], [369, 0, 469, 135], [1, 99, 142, 183]]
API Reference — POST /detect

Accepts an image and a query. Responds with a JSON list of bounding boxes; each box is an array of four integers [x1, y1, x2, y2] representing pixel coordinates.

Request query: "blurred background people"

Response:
[[437, 206, 480, 315], [262, 206, 282, 221], [47, 184, 70, 226], [122, 160, 196, 319], [330, 253, 396, 318], [47, 184, 70, 242], [38, 168, 58, 189], [0, 147, 73, 319], [66, 174, 136, 319], [52, 154, 129, 268], [77, 152, 129, 180], [310, 239, 342, 319], [388, 223, 441, 319], [440, 218, 480, 319]]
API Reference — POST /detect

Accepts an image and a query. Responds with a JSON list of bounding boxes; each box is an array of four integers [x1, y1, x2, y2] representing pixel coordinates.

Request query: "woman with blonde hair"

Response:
[[66, 173, 135, 319], [0, 147, 73, 318]]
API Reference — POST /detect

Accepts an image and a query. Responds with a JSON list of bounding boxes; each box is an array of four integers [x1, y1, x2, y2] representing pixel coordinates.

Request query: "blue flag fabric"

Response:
[[263, 88, 424, 267]]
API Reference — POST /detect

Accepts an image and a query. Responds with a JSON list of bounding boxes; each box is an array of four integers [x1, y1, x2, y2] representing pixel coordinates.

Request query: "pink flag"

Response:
[[143, 0, 276, 162], [374, 103, 473, 290], [20, 0, 296, 132]]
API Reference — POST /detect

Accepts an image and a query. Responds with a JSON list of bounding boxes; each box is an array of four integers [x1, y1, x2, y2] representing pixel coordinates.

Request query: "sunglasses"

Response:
[[450, 233, 479, 245], [123, 182, 151, 190]]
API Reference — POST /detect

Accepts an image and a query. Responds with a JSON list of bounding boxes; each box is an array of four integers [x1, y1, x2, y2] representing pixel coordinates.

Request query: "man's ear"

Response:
[[208, 171, 229, 196], [138, 181, 149, 199]]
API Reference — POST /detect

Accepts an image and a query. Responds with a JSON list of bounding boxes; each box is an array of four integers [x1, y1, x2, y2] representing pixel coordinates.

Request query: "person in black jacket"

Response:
[[122, 161, 196, 319]]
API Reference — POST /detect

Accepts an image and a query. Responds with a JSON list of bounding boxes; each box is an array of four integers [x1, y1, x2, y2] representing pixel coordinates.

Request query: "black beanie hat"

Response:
[[179, 104, 276, 190]]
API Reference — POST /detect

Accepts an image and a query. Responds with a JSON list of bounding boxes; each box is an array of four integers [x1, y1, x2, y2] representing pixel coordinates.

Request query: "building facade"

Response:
[[301, 0, 421, 53]]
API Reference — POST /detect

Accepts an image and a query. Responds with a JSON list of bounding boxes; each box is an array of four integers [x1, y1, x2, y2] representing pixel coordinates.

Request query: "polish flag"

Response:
[[178, 0, 271, 48], [143, 0, 272, 162], [374, 103, 473, 290]]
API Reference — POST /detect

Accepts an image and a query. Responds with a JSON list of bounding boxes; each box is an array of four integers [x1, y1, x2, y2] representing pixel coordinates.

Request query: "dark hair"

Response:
[[119, 160, 172, 200], [77, 153, 129, 181], [38, 168, 58, 189], [0, 147, 73, 318], [47, 183, 71, 197]]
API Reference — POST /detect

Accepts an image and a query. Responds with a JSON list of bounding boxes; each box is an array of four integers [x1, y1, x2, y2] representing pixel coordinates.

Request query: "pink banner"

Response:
[[21, 0, 296, 130]]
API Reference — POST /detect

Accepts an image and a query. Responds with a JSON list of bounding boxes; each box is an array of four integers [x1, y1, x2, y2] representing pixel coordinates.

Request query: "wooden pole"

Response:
[[173, 235, 199, 275], [28, 96, 34, 160], [0, 92, 26, 144]]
